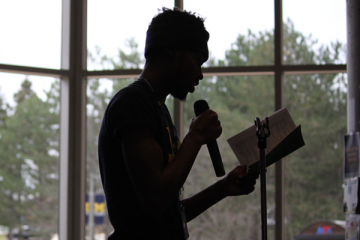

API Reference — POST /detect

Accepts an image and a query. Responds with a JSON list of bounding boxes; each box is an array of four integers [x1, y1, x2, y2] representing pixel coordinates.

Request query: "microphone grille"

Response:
[[194, 100, 209, 117]]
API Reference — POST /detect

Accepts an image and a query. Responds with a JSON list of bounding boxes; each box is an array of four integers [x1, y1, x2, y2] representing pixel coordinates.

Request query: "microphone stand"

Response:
[[255, 117, 270, 240]]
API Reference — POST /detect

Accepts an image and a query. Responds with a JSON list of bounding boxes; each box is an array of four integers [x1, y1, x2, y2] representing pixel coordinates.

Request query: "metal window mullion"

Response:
[[59, 0, 87, 239], [274, 0, 284, 239], [173, 0, 184, 140], [0, 64, 68, 78], [347, 0, 360, 133], [175, 0, 183, 10], [85, 64, 346, 79]]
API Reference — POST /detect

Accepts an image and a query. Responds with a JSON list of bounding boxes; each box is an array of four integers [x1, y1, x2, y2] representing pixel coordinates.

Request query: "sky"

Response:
[[0, 0, 347, 107]]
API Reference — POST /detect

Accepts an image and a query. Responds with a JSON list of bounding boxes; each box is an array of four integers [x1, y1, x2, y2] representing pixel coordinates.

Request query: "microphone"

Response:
[[194, 100, 226, 177]]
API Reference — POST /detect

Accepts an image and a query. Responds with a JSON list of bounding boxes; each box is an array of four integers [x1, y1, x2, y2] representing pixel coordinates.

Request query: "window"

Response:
[[283, 0, 346, 64], [283, 73, 347, 239], [0, 0, 348, 239], [0, 0, 62, 69], [183, 75, 276, 239], [0, 73, 60, 239], [185, 0, 275, 66], [87, 0, 173, 70]]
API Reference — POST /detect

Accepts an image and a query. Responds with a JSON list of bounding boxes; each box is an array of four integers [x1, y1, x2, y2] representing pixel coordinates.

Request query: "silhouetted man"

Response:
[[98, 7, 258, 240]]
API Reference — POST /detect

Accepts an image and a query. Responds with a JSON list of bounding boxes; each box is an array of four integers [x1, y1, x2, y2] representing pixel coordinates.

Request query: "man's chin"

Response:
[[171, 92, 188, 102]]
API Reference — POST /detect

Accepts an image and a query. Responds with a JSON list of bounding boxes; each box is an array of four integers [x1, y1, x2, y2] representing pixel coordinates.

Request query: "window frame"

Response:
[[0, 0, 347, 239]]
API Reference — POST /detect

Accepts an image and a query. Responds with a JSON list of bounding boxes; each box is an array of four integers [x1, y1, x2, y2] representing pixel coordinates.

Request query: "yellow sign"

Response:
[[85, 202, 106, 213]]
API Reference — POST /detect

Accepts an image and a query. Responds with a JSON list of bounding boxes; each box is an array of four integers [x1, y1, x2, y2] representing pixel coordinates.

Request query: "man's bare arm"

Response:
[[120, 109, 221, 217], [181, 165, 258, 222]]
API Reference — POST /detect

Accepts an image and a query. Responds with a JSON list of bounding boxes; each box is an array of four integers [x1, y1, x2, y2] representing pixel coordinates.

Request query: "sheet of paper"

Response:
[[344, 177, 359, 213], [346, 213, 360, 240], [227, 108, 296, 165]]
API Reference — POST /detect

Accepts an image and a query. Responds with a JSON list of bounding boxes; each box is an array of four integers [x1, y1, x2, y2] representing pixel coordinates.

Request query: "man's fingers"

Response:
[[247, 170, 260, 179], [236, 176, 257, 186]]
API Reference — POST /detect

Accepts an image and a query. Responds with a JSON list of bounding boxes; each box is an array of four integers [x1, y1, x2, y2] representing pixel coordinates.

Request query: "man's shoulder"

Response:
[[106, 80, 158, 118], [113, 80, 150, 101], [102, 80, 161, 138], [107, 80, 155, 109]]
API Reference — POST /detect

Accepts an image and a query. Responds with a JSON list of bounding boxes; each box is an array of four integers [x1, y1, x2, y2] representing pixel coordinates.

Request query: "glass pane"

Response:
[[284, 73, 347, 240], [283, 1, 346, 64], [86, 78, 128, 239], [184, 0, 274, 66], [0, 0, 62, 69], [183, 75, 276, 239], [87, 0, 174, 70], [0, 73, 60, 239], [85, 77, 174, 239]]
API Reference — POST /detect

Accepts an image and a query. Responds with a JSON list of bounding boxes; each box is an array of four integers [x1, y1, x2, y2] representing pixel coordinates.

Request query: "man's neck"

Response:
[[140, 63, 170, 103]]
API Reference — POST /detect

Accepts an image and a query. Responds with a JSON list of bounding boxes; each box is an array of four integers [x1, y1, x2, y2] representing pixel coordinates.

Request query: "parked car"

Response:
[[6, 225, 32, 240]]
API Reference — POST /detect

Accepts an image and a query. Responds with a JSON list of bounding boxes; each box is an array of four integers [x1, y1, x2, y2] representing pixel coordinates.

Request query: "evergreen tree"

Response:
[[0, 78, 60, 239]]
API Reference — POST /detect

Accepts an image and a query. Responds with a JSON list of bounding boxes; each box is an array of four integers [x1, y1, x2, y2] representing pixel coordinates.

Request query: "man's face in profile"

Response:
[[169, 51, 204, 101]]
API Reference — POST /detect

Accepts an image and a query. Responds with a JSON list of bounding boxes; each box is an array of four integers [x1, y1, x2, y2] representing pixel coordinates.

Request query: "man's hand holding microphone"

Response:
[[190, 100, 259, 197]]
